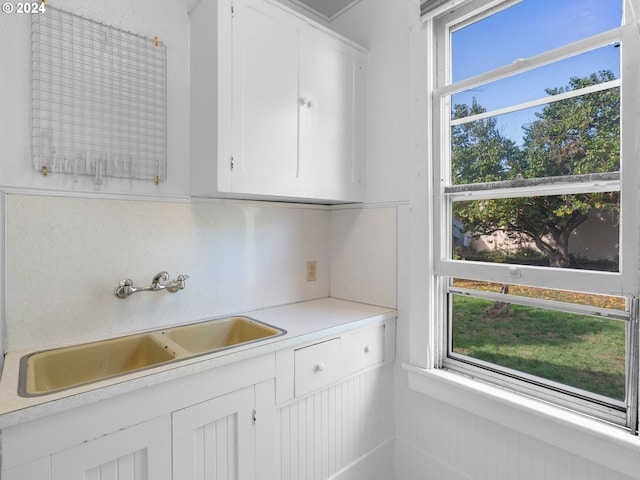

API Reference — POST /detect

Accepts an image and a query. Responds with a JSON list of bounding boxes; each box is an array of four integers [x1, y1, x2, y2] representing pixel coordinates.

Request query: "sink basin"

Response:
[[20, 334, 177, 396], [19, 316, 285, 397], [161, 316, 285, 354]]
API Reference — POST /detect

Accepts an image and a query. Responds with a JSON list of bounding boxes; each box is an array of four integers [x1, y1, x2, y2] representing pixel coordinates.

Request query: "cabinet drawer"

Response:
[[350, 324, 385, 373], [294, 338, 343, 397]]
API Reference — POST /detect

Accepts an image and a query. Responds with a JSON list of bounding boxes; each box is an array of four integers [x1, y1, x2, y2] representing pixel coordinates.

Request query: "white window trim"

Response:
[[406, 0, 640, 468]]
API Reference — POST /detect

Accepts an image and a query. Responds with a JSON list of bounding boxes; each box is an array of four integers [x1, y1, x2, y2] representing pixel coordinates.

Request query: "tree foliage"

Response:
[[453, 71, 620, 268]]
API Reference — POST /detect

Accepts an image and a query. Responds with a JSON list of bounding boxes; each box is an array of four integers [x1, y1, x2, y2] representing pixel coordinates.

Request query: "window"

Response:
[[431, 0, 639, 431]]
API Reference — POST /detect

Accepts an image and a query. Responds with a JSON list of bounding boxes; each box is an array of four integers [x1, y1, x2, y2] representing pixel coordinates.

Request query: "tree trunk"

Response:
[[488, 284, 511, 317], [533, 230, 571, 268], [547, 230, 571, 268]]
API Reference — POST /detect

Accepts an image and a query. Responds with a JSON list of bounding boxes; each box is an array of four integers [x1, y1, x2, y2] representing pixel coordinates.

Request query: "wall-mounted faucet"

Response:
[[114, 271, 189, 299]]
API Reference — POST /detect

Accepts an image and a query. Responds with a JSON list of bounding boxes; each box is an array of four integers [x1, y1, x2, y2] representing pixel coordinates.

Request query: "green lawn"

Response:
[[451, 295, 626, 400]]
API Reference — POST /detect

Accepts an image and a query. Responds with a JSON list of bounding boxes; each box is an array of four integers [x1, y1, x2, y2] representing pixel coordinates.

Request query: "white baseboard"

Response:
[[394, 437, 473, 480], [329, 437, 396, 480]]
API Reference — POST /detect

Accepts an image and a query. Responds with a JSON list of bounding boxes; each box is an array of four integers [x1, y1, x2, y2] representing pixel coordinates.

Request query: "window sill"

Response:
[[403, 363, 640, 478]]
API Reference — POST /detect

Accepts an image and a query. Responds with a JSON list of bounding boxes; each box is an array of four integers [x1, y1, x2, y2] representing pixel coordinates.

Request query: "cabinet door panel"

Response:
[[173, 386, 255, 480], [232, 0, 303, 196], [302, 32, 366, 202], [51, 416, 171, 480]]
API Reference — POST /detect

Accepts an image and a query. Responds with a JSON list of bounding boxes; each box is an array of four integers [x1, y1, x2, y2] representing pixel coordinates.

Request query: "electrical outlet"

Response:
[[306, 260, 317, 281]]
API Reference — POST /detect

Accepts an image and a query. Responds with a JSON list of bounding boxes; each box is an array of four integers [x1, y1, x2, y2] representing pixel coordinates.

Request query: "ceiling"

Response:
[[288, 0, 362, 21]]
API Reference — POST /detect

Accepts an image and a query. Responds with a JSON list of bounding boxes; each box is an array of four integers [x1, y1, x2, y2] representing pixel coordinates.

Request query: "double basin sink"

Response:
[[19, 316, 286, 397]]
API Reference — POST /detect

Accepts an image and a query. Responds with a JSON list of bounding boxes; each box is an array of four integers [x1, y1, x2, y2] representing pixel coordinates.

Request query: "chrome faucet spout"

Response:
[[114, 272, 189, 299], [151, 271, 170, 289]]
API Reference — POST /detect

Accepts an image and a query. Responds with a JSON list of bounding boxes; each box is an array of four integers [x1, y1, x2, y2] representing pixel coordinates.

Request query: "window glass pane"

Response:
[[451, 46, 620, 122], [451, 85, 620, 182], [452, 278, 626, 309], [450, 293, 626, 400], [451, 0, 622, 82], [452, 193, 620, 270]]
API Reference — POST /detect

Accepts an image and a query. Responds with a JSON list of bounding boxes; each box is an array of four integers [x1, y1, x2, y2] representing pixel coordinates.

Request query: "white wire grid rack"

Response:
[[31, 6, 167, 184]]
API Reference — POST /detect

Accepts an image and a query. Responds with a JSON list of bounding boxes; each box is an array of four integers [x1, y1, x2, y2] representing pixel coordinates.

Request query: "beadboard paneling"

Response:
[[276, 365, 394, 480], [85, 450, 147, 480], [395, 384, 638, 480], [172, 386, 255, 480], [191, 415, 237, 480]]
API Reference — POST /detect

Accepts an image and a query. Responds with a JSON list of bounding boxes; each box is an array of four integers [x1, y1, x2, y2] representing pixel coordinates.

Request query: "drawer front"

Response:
[[294, 338, 343, 397], [350, 324, 385, 373]]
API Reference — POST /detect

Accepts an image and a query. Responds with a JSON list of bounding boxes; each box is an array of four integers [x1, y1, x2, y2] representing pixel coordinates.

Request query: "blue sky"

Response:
[[450, 0, 622, 144]]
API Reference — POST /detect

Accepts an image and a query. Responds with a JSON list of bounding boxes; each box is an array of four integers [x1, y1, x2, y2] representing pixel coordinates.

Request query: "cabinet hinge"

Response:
[[252, 409, 257, 425], [230, 156, 234, 171]]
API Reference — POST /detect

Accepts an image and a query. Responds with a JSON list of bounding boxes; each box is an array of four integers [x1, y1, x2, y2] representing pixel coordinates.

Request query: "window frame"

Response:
[[430, 0, 640, 431]]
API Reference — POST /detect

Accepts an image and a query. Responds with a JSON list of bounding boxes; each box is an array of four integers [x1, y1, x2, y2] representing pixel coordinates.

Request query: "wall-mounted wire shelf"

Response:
[[31, 5, 167, 184]]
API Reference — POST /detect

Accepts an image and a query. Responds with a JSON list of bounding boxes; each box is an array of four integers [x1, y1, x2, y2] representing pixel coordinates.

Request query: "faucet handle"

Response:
[[152, 271, 170, 286], [115, 279, 135, 298], [167, 274, 189, 293]]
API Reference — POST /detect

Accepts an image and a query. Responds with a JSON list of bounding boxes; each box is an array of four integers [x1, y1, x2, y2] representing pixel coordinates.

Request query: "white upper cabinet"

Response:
[[301, 26, 365, 201], [230, 0, 304, 197], [190, 0, 367, 203]]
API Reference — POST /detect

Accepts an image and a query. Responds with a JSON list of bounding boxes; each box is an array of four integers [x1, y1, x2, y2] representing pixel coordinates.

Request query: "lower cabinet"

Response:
[[1, 319, 395, 480], [5, 387, 257, 480], [1, 355, 273, 480], [4, 416, 171, 480], [274, 319, 396, 480], [173, 386, 256, 480], [51, 415, 172, 480]]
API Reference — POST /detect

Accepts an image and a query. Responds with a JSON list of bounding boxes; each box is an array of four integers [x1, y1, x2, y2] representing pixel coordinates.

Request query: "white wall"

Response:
[[0, 0, 190, 196], [330, 206, 397, 308]]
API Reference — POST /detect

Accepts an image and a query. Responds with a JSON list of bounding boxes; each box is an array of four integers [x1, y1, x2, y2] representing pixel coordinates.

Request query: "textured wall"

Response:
[[0, 0, 190, 196], [330, 207, 397, 308], [5, 194, 330, 351]]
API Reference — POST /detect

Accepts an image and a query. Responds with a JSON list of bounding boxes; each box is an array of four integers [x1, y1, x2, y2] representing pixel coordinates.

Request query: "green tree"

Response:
[[453, 71, 620, 268], [451, 99, 523, 185]]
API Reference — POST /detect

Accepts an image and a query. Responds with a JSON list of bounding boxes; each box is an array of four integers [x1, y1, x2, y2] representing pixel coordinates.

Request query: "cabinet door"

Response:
[[231, 0, 304, 197], [51, 415, 171, 480], [301, 30, 366, 202], [173, 386, 255, 480]]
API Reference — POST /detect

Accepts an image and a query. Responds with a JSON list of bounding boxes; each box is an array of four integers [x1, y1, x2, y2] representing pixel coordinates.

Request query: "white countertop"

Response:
[[0, 297, 396, 429]]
